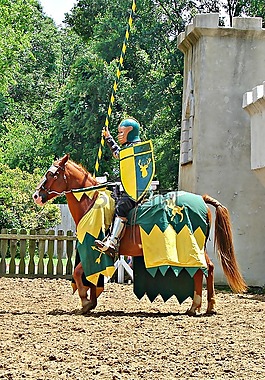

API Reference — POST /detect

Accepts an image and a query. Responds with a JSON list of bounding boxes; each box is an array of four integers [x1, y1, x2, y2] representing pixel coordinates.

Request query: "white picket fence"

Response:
[[114, 255, 133, 283]]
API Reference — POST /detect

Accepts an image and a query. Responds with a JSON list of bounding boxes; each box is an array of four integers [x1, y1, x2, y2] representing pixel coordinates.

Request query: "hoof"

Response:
[[80, 301, 97, 314], [185, 308, 196, 317], [205, 309, 217, 316], [185, 308, 201, 317]]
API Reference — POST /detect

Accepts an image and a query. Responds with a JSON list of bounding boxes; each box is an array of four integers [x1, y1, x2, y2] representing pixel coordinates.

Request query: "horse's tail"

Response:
[[202, 194, 247, 293]]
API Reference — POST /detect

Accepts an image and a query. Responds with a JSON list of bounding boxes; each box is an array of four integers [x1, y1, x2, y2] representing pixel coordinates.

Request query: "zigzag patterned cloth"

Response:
[[128, 191, 209, 278], [74, 189, 115, 285]]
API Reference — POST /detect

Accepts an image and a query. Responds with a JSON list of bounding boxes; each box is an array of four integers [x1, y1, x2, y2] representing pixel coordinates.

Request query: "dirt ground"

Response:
[[0, 277, 264, 380]]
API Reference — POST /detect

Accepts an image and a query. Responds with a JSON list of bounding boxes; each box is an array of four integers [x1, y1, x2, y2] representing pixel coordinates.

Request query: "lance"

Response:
[[93, 0, 137, 176]]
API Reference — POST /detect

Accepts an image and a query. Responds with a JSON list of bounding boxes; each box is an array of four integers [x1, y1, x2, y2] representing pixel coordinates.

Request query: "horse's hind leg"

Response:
[[205, 254, 217, 315], [186, 269, 203, 316]]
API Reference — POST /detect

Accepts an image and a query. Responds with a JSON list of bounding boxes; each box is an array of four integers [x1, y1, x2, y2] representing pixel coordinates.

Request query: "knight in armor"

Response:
[[95, 117, 141, 256]]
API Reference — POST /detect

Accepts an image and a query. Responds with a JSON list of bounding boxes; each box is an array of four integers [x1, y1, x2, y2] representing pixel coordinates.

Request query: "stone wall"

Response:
[[177, 14, 265, 287]]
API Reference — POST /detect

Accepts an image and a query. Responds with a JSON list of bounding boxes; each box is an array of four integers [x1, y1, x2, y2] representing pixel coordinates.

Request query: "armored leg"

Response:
[[95, 216, 126, 257]]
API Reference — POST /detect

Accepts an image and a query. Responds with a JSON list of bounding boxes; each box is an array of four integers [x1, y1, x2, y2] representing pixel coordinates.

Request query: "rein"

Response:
[[37, 162, 104, 197]]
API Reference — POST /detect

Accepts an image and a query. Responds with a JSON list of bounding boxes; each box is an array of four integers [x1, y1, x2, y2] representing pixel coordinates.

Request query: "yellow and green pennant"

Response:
[[120, 140, 155, 201]]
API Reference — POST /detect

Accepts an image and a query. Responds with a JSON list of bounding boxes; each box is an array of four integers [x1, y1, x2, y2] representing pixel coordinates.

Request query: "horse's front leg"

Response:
[[205, 253, 217, 315], [73, 262, 97, 313], [186, 269, 203, 316]]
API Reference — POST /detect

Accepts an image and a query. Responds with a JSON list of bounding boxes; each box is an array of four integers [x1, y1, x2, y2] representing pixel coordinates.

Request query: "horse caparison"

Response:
[[33, 154, 247, 315]]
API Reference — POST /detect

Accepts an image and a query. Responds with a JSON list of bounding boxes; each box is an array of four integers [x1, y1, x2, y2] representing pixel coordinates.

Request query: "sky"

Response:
[[39, 0, 77, 26]]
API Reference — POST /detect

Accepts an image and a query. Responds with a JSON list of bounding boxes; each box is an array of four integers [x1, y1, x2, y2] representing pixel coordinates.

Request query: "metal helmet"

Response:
[[119, 118, 140, 143]]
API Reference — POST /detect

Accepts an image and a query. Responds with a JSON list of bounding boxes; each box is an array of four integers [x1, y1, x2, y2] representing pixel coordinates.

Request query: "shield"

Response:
[[120, 140, 155, 201]]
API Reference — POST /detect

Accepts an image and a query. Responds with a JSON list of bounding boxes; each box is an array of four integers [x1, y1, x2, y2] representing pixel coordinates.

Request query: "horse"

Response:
[[33, 154, 247, 315]]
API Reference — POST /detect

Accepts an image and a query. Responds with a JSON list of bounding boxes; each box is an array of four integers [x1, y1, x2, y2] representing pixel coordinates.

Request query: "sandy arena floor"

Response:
[[0, 277, 264, 380]]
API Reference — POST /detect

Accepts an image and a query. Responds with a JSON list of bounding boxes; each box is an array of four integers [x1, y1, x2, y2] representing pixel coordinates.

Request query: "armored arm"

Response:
[[105, 134, 120, 159]]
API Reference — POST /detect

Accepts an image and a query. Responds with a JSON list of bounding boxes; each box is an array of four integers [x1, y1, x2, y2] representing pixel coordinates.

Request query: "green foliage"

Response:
[[49, 53, 117, 173], [0, 119, 53, 172], [221, 0, 264, 25], [0, 0, 37, 93], [0, 164, 61, 230], [0, 1, 87, 175], [65, 0, 128, 59]]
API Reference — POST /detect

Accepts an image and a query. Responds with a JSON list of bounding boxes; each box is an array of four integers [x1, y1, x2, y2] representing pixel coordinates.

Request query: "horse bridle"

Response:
[[36, 164, 71, 196]]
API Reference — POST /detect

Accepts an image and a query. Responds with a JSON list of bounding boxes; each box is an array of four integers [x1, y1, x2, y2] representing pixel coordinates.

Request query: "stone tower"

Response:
[[177, 14, 265, 286]]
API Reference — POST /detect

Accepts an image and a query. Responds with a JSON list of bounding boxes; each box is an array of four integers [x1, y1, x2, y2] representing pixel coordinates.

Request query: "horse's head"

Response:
[[33, 154, 71, 206]]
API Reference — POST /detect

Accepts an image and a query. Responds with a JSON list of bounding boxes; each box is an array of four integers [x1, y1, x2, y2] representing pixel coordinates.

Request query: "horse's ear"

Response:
[[60, 154, 70, 167]]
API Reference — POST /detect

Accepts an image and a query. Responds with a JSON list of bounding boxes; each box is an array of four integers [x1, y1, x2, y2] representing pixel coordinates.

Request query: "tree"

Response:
[[0, 0, 37, 94], [223, 0, 265, 26], [0, 163, 61, 230], [0, 119, 50, 173], [0, 0, 58, 171], [0, 0, 87, 174], [49, 53, 120, 174]]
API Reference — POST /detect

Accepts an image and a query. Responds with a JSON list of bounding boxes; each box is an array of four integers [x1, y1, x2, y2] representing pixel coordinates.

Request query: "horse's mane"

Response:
[[67, 159, 98, 185]]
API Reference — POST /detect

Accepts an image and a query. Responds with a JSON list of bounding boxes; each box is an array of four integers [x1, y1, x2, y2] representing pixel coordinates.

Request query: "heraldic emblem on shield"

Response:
[[119, 140, 155, 201]]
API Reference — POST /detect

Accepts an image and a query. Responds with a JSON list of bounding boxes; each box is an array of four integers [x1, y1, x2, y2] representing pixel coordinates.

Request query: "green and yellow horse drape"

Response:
[[129, 191, 209, 275], [127, 191, 209, 303], [73, 188, 115, 286], [72, 189, 209, 304]]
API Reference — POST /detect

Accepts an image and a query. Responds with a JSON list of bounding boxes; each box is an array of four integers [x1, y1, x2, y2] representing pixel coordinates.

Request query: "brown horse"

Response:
[[33, 154, 247, 315]]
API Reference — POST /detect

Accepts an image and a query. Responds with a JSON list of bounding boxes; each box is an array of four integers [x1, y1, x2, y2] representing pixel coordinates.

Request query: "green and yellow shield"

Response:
[[120, 140, 155, 201]]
